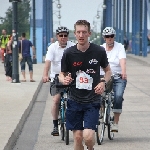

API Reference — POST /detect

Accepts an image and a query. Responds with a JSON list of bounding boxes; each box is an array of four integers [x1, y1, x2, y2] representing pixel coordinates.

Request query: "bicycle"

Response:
[[96, 76, 115, 145], [56, 84, 70, 145]]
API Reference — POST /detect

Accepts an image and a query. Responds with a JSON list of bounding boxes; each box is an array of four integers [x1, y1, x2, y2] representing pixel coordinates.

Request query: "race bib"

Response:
[[76, 71, 93, 90]]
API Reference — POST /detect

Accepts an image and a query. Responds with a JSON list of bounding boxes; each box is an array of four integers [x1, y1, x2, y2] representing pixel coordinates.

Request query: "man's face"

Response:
[[57, 32, 68, 46], [74, 25, 91, 45]]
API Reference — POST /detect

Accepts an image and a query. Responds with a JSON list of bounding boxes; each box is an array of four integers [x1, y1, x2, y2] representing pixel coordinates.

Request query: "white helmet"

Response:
[[102, 27, 116, 36], [56, 26, 69, 35]]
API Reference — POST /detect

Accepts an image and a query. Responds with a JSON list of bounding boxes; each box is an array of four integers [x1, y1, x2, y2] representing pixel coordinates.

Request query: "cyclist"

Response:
[[42, 26, 75, 136], [0, 29, 10, 63], [101, 27, 127, 132], [58, 20, 111, 150]]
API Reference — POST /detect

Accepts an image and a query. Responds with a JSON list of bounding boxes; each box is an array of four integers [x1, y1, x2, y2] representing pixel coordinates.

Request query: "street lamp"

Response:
[[53, 0, 61, 9], [53, 10, 61, 25], [53, 0, 62, 30]]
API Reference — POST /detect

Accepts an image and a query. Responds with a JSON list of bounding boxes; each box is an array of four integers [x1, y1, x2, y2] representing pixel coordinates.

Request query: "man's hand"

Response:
[[94, 82, 105, 95], [42, 76, 49, 83], [33, 55, 36, 59], [62, 73, 73, 85]]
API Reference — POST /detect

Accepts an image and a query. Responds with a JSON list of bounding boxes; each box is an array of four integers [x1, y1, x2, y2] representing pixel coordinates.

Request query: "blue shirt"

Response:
[[18, 39, 33, 57]]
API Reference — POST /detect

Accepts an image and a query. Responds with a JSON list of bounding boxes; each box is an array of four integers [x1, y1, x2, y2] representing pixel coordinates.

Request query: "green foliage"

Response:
[[0, 0, 30, 36]]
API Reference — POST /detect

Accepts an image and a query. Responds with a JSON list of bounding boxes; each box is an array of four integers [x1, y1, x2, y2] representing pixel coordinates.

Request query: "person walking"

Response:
[[42, 26, 75, 136], [18, 33, 36, 82], [5, 35, 13, 81], [58, 20, 111, 150], [123, 36, 129, 51], [147, 33, 150, 53], [0, 29, 10, 63], [101, 27, 127, 132]]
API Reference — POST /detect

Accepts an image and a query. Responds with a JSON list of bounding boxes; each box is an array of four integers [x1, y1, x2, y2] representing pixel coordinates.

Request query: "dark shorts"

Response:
[[66, 99, 100, 131], [50, 76, 64, 96], [20, 56, 33, 72]]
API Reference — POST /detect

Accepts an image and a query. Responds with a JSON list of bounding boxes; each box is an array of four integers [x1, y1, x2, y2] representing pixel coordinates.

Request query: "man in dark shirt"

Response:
[[59, 20, 111, 150], [18, 33, 36, 82]]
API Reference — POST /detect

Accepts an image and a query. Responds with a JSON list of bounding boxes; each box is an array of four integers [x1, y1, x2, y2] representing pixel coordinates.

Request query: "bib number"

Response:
[[76, 71, 93, 90]]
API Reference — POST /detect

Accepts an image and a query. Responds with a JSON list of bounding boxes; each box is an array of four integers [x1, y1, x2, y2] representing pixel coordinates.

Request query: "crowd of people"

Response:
[[0, 29, 36, 82]]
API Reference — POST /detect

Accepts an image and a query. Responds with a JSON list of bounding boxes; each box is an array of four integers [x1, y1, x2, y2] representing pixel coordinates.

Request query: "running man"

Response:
[[59, 20, 112, 150]]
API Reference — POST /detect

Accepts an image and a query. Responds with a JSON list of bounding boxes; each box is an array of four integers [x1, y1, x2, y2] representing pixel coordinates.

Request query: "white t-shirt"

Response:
[[45, 41, 75, 78], [100, 41, 126, 75]]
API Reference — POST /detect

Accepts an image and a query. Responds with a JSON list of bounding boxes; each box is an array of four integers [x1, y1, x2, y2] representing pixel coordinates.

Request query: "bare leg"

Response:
[[29, 71, 33, 80], [114, 112, 120, 124], [22, 71, 26, 80], [51, 94, 61, 120], [83, 129, 95, 150], [73, 130, 84, 150]]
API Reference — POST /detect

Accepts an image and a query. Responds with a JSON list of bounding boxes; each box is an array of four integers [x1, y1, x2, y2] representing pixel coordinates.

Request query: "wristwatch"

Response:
[[100, 79, 107, 86]]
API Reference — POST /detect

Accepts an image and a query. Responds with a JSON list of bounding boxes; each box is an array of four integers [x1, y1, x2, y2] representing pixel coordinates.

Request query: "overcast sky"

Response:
[[0, 0, 102, 31]]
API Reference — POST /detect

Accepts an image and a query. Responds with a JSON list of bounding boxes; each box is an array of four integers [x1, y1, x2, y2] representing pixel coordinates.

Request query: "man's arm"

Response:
[[102, 64, 112, 83], [42, 60, 51, 82], [32, 45, 35, 54]]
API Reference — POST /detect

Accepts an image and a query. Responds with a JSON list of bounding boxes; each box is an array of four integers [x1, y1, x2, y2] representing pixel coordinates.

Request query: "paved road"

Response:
[[12, 56, 150, 150]]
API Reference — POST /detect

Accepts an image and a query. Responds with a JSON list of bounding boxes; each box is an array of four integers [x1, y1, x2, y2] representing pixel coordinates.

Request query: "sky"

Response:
[[0, 0, 103, 31]]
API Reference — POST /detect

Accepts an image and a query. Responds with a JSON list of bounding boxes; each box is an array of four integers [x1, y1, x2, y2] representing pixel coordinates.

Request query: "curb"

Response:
[[4, 80, 43, 150]]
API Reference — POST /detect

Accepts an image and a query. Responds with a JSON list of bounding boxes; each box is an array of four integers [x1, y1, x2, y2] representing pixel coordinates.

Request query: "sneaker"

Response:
[[111, 123, 118, 132], [51, 127, 59, 136]]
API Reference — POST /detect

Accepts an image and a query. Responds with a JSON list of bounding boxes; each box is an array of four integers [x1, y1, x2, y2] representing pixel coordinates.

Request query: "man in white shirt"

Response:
[[43, 26, 75, 136]]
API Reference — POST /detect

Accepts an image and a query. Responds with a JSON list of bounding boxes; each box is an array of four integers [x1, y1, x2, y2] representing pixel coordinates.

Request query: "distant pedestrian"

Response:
[[147, 34, 150, 53], [18, 33, 36, 82], [123, 36, 129, 51], [0, 29, 10, 63], [5, 35, 13, 81]]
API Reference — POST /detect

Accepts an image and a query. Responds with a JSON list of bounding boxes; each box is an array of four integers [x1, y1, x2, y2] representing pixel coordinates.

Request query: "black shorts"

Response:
[[50, 76, 64, 96]]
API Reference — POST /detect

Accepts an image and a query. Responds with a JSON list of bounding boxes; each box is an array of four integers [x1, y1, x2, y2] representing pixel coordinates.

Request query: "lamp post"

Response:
[[9, 0, 21, 83], [53, 0, 62, 28], [32, 0, 37, 64]]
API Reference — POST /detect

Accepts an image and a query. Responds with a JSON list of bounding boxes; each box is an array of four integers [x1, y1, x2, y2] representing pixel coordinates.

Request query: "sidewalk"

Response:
[[0, 62, 44, 150], [0, 53, 150, 150]]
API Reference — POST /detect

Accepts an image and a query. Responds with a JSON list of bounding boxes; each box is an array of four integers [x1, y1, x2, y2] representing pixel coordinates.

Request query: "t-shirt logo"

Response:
[[89, 59, 98, 64]]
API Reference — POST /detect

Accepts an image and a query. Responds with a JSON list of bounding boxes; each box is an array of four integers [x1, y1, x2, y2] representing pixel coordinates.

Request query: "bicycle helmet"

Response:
[[56, 26, 69, 35], [102, 27, 116, 36]]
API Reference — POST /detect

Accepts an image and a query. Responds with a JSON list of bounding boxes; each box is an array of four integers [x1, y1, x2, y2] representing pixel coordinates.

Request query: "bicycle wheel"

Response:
[[60, 123, 65, 141], [96, 110, 105, 145], [107, 106, 114, 140], [65, 129, 69, 145], [96, 120, 105, 145]]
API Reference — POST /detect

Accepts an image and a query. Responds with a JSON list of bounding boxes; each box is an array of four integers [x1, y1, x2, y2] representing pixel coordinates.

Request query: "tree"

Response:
[[0, 0, 30, 36]]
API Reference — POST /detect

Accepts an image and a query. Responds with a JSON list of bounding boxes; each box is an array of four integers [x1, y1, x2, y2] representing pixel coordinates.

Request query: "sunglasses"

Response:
[[104, 34, 114, 38], [59, 34, 68, 37]]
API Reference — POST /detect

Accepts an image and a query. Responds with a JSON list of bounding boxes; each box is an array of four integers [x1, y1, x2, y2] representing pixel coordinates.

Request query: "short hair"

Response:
[[21, 33, 26, 37], [74, 20, 91, 32]]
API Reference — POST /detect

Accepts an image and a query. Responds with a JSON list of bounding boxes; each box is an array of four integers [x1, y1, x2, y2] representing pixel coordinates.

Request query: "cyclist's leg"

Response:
[[112, 78, 127, 130], [50, 79, 63, 135], [83, 103, 100, 149], [50, 81, 61, 124]]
